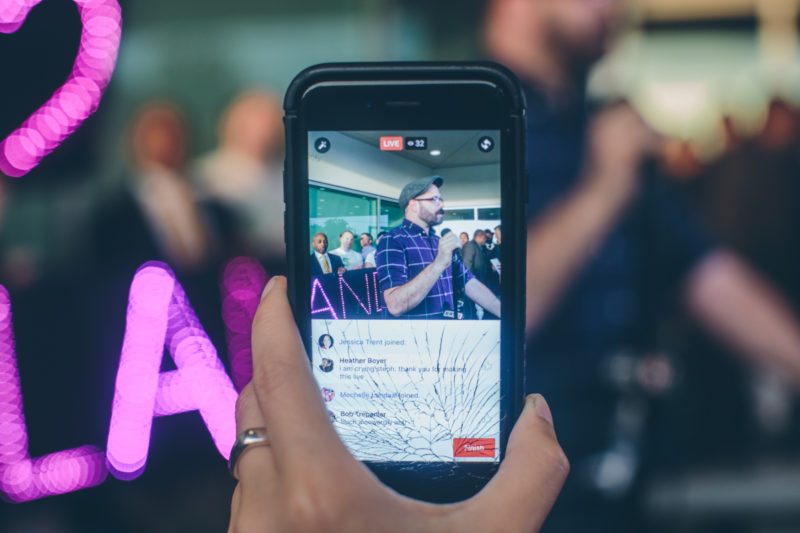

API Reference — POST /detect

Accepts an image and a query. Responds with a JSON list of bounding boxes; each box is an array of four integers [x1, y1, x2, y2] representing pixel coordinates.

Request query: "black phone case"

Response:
[[283, 61, 527, 502]]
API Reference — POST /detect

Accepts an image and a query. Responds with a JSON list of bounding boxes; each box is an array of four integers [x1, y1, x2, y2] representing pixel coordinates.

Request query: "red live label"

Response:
[[379, 136, 404, 151], [453, 438, 496, 458]]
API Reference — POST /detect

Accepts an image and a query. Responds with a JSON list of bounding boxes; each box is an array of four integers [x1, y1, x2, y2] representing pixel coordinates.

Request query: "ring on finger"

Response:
[[229, 427, 270, 480]]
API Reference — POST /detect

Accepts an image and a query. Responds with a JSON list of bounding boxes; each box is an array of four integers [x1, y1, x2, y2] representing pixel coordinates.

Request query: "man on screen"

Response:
[[376, 176, 501, 319], [330, 230, 363, 270], [310, 232, 345, 276]]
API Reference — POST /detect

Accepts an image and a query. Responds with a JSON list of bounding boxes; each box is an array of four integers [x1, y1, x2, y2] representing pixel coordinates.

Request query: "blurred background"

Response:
[[1, 0, 800, 531]]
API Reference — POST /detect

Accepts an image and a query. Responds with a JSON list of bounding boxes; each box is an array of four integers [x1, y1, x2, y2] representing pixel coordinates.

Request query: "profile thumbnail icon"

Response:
[[319, 357, 334, 373], [321, 387, 335, 402], [318, 334, 334, 350]]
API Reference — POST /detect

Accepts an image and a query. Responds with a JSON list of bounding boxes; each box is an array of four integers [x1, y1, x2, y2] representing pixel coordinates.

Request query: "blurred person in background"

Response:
[[90, 100, 235, 380], [194, 90, 285, 271], [492, 224, 501, 259], [686, 100, 800, 446], [360, 233, 375, 260], [459, 231, 470, 247], [483, 228, 495, 253], [463, 228, 495, 319], [93, 102, 224, 272], [463, 228, 491, 287], [483, 0, 800, 531], [330, 229, 363, 270], [696, 100, 800, 303]]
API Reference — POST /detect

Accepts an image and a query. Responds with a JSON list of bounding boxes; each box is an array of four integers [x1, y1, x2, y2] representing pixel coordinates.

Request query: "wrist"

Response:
[[433, 255, 450, 272]]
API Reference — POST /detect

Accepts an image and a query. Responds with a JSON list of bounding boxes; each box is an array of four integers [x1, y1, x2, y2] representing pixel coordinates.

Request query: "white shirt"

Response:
[[364, 250, 376, 268], [330, 247, 363, 270], [314, 251, 335, 274]]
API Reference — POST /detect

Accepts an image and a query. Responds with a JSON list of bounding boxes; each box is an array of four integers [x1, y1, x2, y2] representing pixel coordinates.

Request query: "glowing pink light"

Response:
[[311, 277, 338, 319], [166, 281, 237, 462], [0, 286, 107, 503], [106, 263, 238, 480], [372, 271, 384, 312], [221, 258, 267, 391], [105, 264, 174, 479], [339, 275, 372, 319], [0, 259, 254, 502], [0, 0, 121, 178]]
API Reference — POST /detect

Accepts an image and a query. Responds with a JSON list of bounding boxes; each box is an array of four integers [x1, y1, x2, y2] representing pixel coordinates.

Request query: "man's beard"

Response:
[[421, 209, 445, 227]]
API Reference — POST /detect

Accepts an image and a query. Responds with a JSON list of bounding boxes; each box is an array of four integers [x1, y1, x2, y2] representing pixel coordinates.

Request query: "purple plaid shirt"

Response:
[[376, 219, 474, 319]]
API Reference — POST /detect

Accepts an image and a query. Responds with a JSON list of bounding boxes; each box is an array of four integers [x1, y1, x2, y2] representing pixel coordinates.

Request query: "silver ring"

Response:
[[229, 427, 270, 479]]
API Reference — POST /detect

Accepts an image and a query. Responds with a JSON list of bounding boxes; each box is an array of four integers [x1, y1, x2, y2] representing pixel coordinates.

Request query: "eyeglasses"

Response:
[[414, 195, 444, 204]]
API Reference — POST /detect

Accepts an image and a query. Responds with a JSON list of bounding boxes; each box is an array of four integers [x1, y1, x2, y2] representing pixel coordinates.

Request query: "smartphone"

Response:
[[283, 62, 526, 502]]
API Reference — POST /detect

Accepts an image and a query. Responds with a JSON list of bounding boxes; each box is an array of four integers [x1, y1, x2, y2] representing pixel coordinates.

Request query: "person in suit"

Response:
[[462, 229, 492, 287], [310, 232, 344, 276]]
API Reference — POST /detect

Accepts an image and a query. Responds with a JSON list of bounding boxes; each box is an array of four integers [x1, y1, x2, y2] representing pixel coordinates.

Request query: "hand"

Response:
[[337, 266, 346, 276], [435, 232, 461, 269], [229, 276, 569, 532], [584, 103, 661, 202]]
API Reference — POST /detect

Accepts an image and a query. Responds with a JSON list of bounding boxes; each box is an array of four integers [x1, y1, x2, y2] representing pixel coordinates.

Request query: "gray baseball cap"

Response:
[[398, 175, 444, 211]]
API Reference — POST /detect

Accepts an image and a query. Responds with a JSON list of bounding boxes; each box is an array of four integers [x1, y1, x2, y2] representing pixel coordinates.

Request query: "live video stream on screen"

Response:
[[308, 130, 503, 463]]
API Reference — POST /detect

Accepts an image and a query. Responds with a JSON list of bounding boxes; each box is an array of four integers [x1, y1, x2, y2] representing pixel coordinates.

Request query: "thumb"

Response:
[[468, 394, 569, 532]]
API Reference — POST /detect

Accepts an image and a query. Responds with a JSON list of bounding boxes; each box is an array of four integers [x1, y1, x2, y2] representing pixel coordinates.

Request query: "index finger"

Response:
[[249, 276, 352, 470]]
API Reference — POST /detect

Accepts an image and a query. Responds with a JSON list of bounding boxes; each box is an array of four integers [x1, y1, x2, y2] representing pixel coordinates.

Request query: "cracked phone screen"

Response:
[[308, 130, 502, 463]]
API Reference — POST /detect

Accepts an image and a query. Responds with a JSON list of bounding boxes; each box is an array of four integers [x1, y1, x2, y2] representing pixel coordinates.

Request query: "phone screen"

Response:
[[307, 130, 502, 463]]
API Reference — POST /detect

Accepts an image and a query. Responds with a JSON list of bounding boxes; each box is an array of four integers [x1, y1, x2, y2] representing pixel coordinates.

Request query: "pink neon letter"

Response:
[[0, 286, 107, 502], [106, 263, 238, 480], [0, 0, 122, 178]]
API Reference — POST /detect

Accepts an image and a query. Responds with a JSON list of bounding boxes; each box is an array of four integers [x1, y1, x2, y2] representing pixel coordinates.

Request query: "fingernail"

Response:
[[261, 276, 278, 300], [530, 394, 553, 425]]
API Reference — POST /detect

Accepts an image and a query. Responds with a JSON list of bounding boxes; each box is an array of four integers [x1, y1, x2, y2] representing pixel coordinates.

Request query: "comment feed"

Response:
[[312, 319, 501, 463]]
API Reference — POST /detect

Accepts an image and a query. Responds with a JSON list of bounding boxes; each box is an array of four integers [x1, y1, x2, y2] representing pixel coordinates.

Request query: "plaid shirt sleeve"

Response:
[[376, 234, 408, 290]]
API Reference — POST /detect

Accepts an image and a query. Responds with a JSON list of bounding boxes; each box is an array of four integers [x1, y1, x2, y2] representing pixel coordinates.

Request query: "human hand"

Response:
[[583, 103, 662, 203], [337, 266, 346, 276], [435, 232, 462, 269], [228, 276, 569, 532]]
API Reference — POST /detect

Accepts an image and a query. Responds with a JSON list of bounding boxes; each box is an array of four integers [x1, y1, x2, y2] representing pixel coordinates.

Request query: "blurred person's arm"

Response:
[[465, 278, 501, 318], [526, 105, 658, 333], [685, 251, 800, 385]]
